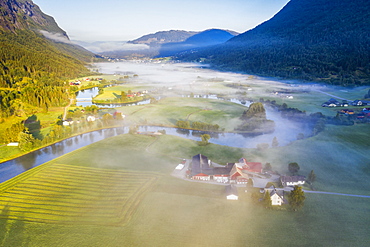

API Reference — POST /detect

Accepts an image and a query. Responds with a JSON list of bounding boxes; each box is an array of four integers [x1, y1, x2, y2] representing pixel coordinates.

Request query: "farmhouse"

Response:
[[189, 154, 213, 181], [230, 163, 250, 184], [229, 158, 262, 184], [188, 154, 261, 184], [280, 176, 306, 187], [265, 186, 286, 206]]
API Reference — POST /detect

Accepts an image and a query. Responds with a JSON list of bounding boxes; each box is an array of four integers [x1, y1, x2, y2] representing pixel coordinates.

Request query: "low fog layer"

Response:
[[90, 61, 323, 147], [73, 41, 150, 53]]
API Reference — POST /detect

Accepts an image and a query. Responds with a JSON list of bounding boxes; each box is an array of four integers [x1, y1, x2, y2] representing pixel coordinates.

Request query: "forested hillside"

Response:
[[0, 0, 95, 118], [177, 0, 370, 85]]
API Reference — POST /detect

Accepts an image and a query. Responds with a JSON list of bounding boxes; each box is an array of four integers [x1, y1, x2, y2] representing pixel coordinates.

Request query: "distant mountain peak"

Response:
[[128, 30, 199, 46]]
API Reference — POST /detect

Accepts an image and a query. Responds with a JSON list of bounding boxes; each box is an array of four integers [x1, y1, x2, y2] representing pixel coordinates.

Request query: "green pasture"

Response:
[[117, 97, 246, 130], [0, 124, 369, 246], [94, 84, 150, 101]]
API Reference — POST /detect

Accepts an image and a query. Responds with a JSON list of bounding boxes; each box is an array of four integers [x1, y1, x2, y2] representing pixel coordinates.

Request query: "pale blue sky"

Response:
[[34, 0, 290, 41]]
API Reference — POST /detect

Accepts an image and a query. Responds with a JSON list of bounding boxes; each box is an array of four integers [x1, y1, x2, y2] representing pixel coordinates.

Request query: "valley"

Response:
[[0, 60, 369, 246], [0, 0, 369, 246]]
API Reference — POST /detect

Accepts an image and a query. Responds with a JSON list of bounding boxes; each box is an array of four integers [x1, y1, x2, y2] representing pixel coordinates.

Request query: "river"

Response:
[[0, 61, 312, 183]]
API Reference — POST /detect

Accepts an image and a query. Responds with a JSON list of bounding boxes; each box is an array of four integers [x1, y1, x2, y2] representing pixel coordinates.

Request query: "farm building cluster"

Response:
[[69, 77, 103, 86], [184, 154, 306, 204], [186, 154, 305, 186], [321, 98, 370, 107]]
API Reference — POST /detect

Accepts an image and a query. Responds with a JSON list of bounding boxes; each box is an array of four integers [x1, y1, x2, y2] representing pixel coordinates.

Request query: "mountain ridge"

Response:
[[158, 29, 237, 57], [177, 0, 370, 85], [0, 0, 67, 35]]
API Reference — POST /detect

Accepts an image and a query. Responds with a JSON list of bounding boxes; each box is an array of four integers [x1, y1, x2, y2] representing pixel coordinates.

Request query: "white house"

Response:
[[270, 190, 284, 206], [265, 186, 285, 206]]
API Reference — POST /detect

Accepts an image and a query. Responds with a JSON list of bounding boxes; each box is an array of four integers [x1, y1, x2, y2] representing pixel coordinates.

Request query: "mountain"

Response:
[[178, 0, 370, 85], [0, 0, 66, 34], [128, 30, 199, 47], [0, 0, 95, 86], [0, 0, 96, 118], [158, 29, 237, 57], [103, 29, 238, 59]]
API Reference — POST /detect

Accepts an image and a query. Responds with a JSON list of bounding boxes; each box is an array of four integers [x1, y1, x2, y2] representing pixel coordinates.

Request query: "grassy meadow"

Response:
[[115, 97, 246, 131], [0, 62, 369, 246], [0, 124, 369, 246]]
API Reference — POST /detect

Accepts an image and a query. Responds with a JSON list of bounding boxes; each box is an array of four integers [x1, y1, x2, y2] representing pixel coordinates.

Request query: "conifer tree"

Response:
[[288, 186, 306, 211]]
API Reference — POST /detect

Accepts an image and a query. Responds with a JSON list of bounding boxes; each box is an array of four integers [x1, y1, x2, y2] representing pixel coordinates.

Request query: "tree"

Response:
[[307, 170, 316, 184], [288, 185, 306, 211], [242, 102, 266, 119], [272, 136, 279, 147], [263, 191, 272, 209], [199, 134, 211, 146], [102, 113, 113, 125], [121, 91, 127, 102], [18, 131, 36, 151], [288, 162, 300, 175], [264, 163, 272, 172]]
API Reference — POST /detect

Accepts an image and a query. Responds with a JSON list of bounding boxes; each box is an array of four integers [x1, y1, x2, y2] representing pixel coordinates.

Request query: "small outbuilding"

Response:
[[7, 142, 19, 147], [226, 185, 238, 200]]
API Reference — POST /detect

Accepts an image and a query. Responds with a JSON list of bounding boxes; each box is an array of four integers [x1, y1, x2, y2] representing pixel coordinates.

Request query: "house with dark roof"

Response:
[[188, 154, 262, 185], [188, 155, 234, 182], [265, 186, 286, 206], [189, 154, 213, 181], [280, 175, 306, 187], [213, 163, 234, 183]]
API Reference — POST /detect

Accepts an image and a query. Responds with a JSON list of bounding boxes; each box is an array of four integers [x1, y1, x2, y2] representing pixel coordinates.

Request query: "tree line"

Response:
[[176, 120, 220, 131]]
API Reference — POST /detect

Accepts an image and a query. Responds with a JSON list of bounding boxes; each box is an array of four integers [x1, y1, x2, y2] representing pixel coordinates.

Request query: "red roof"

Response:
[[244, 162, 262, 173], [194, 173, 210, 177]]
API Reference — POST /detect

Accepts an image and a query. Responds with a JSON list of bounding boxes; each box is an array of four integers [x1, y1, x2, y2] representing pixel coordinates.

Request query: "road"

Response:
[[312, 88, 353, 102], [302, 190, 370, 198], [63, 98, 73, 120]]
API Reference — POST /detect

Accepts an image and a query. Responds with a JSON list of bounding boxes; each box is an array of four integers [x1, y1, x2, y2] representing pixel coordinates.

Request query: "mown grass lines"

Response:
[[0, 163, 159, 226]]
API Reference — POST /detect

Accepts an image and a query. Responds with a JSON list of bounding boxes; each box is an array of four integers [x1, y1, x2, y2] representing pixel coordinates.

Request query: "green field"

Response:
[[0, 163, 158, 226], [0, 62, 369, 246], [115, 97, 246, 131], [0, 126, 369, 246]]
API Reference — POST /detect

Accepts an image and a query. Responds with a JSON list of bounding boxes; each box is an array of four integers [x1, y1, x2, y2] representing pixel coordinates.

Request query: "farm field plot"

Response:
[[0, 163, 158, 226]]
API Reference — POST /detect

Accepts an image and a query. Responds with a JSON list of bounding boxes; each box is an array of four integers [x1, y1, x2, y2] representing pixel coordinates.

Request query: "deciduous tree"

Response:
[[288, 162, 300, 175]]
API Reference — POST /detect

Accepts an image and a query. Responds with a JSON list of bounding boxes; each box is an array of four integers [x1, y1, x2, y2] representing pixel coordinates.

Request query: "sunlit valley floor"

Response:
[[0, 61, 369, 247]]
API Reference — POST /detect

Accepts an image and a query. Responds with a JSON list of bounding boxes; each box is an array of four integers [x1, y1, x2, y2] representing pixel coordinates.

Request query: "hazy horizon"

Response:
[[33, 0, 290, 42]]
